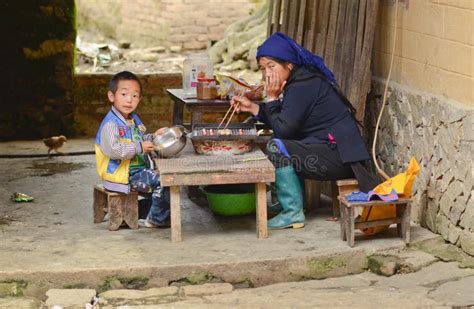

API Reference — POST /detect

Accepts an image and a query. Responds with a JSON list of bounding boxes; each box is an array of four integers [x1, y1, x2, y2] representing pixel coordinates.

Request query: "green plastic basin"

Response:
[[202, 184, 257, 216]]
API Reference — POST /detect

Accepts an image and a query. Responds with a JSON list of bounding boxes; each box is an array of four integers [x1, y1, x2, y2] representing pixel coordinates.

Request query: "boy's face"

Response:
[[108, 80, 141, 118]]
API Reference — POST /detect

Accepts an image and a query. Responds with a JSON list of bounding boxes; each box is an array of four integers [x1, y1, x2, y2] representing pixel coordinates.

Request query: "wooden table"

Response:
[[167, 88, 232, 128], [154, 141, 275, 242]]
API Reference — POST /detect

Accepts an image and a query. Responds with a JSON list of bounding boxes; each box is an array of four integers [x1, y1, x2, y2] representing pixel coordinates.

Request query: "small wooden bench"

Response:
[[93, 185, 138, 231], [338, 195, 412, 247]]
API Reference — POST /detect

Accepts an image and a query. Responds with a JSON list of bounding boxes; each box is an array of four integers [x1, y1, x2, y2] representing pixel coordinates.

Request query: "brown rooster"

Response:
[[43, 135, 67, 156]]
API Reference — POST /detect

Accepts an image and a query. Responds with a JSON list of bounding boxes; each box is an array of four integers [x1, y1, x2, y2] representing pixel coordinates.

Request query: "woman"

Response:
[[231, 32, 379, 230]]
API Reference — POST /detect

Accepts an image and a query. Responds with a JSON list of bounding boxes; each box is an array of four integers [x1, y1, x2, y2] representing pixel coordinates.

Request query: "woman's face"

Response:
[[258, 57, 293, 82]]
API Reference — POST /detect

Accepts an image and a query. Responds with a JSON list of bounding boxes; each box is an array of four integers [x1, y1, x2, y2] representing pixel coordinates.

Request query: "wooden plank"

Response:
[[170, 186, 182, 242], [340, 0, 358, 97], [338, 196, 413, 207], [156, 143, 274, 174], [160, 171, 275, 187], [267, 0, 275, 36], [336, 178, 359, 186], [339, 201, 347, 240], [281, 0, 290, 35], [355, 218, 402, 229], [287, 0, 299, 39], [348, 206, 355, 247], [304, 0, 318, 51], [296, 0, 307, 44], [323, 0, 339, 70], [351, 0, 367, 108], [356, 0, 379, 122], [256, 182, 268, 239], [273, 0, 282, 33], [315, 0, 331, 56], [333, 0, 348, 84]]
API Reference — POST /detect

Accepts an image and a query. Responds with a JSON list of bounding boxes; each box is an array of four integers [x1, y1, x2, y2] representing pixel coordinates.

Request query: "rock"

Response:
[[0, 283, 20, 297], [428, 275, 474, 306], [447, 224, 462, 244], [170, 45, 182, 53], [459, 196, 474, 229], [436, 214, 450, 240], [367, 255, 401, 277], [0, 298, 43, 309], [460, 230, 474, 256], [145, 46, 166, 53], [181, 283, 233, 296], [119, 41, 131, 49], [45, 289, 96, 308], [397, 250, 438, 272], [100, 286, 178, 299]]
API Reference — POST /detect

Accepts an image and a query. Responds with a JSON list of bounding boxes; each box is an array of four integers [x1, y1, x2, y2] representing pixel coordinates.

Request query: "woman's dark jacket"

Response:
[[257, 65, 370, 164]]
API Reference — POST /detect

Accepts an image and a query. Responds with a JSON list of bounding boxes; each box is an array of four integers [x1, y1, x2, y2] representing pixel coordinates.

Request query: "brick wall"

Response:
[[373, 0, 473, 107], [116, 0, 261, 49]]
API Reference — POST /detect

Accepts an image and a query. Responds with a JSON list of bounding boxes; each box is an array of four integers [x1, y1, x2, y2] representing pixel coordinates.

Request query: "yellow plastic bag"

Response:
[[360, 157, 420, 235]]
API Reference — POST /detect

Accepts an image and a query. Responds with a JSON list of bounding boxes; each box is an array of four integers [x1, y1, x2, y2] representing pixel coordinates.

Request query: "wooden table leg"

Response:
[[401, 203, 411, 244], [170, 186, 182, 242], [348, 206, 355, 247], [339, 203, 346, 241], [256, 182, 268, 239], [172, 100, 184, 126]]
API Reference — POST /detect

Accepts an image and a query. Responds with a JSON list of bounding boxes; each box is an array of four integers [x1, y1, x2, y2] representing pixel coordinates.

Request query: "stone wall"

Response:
[[77, 0, 262, 50], [0, 0, 76, 140], [366, 80, 474, 255]]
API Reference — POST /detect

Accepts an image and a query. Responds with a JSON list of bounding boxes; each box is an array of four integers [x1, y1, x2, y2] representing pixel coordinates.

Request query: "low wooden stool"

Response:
[[93, 185, 139, 231], [331, 179, 360, 217], [338, 196, 412, 247]]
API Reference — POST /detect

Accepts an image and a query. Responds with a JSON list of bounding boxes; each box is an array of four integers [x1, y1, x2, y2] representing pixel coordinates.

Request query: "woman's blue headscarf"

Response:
[[256, 32, 337, 85]]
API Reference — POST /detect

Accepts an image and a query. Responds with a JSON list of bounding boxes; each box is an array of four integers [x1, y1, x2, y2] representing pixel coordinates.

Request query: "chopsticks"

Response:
[[217, 90, 244, 130]]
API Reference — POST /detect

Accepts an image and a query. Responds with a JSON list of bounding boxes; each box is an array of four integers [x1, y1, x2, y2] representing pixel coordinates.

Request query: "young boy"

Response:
[[95, 71, 170, 228]]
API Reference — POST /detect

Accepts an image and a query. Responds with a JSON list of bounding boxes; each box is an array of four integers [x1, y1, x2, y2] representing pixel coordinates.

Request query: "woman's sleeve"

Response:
[[99, 122, 141, 159], [254, 100, 280, 124], [263, 82, 318, 139]]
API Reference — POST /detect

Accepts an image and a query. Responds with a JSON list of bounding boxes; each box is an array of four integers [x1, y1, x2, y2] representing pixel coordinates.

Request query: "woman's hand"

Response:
[[141, 141, 155, 153], [230, 95, 259, 116], [265, 71, 286, 100]]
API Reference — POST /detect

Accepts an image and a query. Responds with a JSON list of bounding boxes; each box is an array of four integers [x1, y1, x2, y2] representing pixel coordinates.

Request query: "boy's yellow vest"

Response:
[[95, 110, 144, 186]]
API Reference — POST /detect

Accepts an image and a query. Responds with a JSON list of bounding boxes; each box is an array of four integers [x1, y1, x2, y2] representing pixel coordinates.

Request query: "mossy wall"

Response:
[[0, 1, 76, 140]]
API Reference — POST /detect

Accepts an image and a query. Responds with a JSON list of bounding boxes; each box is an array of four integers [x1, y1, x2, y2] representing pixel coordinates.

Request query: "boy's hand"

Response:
[[154, 127, 168, 136], [141, 141, 155, 153]]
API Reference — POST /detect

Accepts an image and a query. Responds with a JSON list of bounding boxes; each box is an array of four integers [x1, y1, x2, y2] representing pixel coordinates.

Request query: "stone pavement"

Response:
[[1, 139, 472, 308]]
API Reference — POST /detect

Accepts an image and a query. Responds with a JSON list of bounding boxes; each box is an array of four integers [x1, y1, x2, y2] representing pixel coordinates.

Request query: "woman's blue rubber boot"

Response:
[[268, 165, 305, 229]]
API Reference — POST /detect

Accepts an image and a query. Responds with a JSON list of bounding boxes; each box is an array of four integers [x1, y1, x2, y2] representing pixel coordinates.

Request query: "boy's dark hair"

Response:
[[108, 71, 143, 95]]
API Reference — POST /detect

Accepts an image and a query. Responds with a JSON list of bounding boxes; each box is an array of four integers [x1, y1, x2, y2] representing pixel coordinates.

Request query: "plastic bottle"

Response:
[[182, 53, 213, 98]]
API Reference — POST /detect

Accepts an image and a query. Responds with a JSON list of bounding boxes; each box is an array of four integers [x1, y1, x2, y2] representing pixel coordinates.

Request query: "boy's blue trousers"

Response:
[[129, 168, 170, 224]]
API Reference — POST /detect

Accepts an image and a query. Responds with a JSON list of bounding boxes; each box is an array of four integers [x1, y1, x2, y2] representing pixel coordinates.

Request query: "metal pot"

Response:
[[152, 125, 187, 158]]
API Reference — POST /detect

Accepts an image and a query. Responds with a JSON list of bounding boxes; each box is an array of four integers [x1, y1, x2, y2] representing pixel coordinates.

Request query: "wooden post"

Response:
[[170, 186, 182, 242], [256, 182, 268, 239]]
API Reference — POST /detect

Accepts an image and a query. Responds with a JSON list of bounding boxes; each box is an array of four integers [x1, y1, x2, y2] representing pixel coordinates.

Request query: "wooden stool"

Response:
[[338, 196, 412, 247], [93, 185, 139, 231], [304, 179, 359, 216], [331, 179, 360, 217]]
